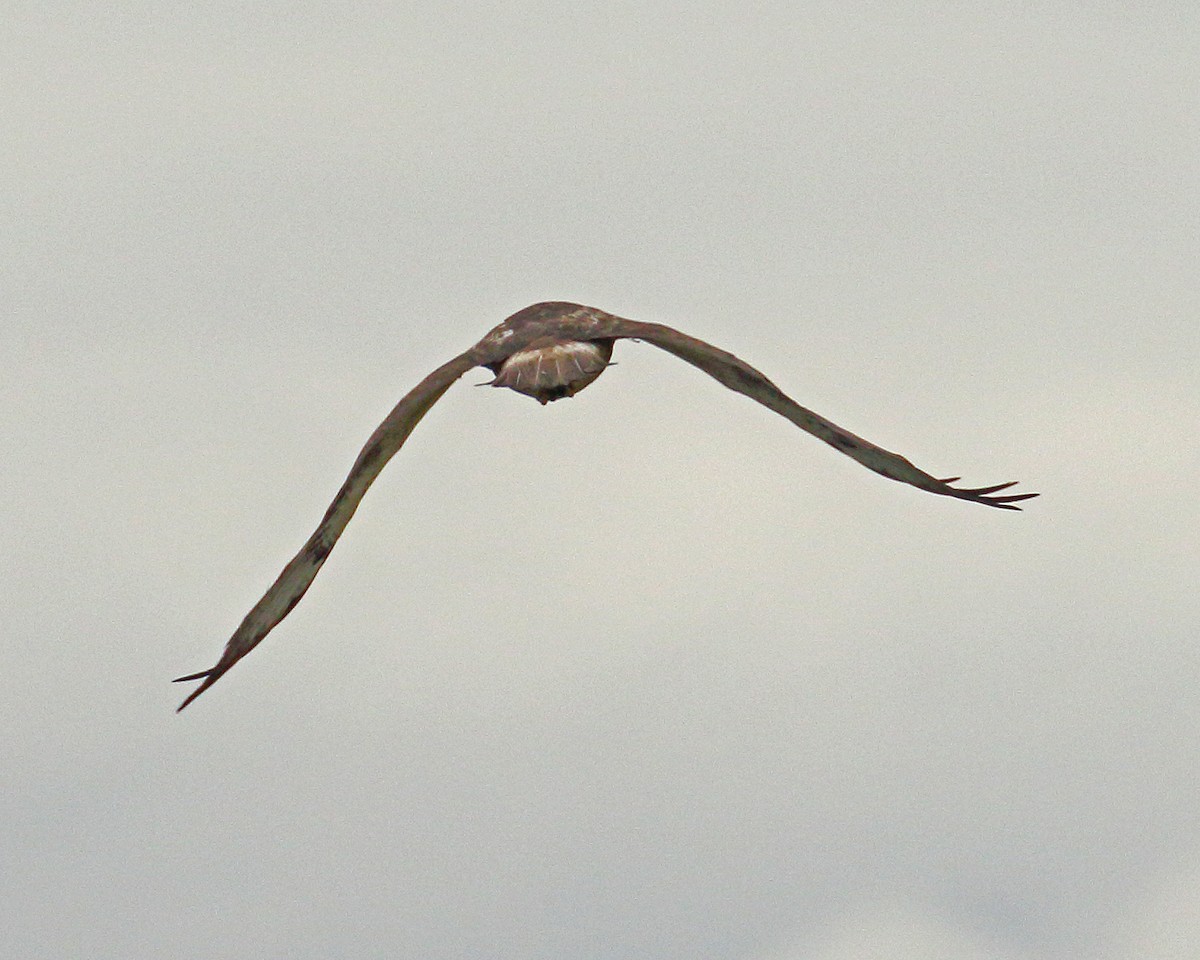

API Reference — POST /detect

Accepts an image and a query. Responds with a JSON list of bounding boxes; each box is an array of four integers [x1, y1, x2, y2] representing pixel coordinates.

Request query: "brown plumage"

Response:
[[175, 302, 1037, 710], [486, 336, 614, 403]]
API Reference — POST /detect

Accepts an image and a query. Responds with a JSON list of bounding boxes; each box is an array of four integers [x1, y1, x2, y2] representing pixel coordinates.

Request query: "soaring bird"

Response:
[[175, 302, 1037, 710]]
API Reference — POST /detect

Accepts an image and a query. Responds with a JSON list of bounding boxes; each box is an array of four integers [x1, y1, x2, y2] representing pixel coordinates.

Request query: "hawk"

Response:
[[176, 302, 1036, 710]]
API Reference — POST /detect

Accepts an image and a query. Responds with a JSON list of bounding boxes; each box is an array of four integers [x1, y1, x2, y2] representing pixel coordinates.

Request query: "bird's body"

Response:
[[175, 301, 1037, 711], [486, 335, 614, 404]]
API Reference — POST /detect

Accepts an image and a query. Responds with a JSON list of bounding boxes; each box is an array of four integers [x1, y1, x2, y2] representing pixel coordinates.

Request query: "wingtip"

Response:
[[173, 668, 221, 712], [984, 490, 1040, 510], [939, 476, 1040, 510]]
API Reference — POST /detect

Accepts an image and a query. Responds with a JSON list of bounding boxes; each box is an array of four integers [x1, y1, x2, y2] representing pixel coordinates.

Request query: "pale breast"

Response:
[[491, 338, 615, 404]]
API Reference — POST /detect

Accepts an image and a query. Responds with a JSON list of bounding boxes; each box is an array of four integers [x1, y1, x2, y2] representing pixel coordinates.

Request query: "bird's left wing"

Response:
[[568, 314, 1038, 510], [174, 348, 482, 711]]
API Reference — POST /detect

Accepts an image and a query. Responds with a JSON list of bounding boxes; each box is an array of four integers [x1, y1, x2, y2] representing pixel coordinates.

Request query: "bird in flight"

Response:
[[175, 301, 1037, 710]]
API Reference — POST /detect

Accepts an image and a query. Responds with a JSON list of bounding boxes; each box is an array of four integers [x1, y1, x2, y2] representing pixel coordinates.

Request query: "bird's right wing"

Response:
[[580, 316, 1038, 511], [174, 348, 482, 711]]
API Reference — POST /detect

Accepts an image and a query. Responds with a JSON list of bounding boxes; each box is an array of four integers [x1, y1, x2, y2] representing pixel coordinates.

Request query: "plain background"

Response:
[[4, 3, 1198, 958]]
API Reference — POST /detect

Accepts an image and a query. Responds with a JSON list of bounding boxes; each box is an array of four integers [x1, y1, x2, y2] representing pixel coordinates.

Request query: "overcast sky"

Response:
[[4, 3, 1199, 958]]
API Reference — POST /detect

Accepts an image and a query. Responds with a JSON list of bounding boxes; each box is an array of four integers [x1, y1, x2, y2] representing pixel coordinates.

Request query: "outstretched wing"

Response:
[[575, 314, 1038, 510], [175, 349, 482, 711]]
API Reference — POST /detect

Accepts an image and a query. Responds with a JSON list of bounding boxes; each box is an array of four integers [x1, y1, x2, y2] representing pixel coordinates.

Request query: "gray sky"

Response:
[[4, 3, 1198, 958]]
